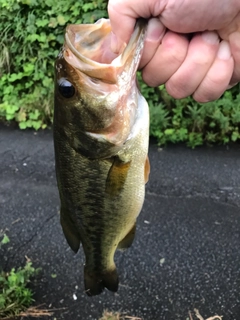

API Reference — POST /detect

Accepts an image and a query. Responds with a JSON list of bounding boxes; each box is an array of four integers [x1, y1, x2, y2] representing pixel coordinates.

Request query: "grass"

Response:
[[0, 41, 10, 77], [100, 309, 223, 320], [0, 258, 39, 319], [188, 309, 222, 320], [0, 234, 45, 319], [99, 310, 141, 320], [0, 306, 54, 319]]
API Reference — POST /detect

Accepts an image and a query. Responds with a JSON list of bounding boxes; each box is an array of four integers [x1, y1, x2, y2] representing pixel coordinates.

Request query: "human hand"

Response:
[[108, 0, 240, 102]]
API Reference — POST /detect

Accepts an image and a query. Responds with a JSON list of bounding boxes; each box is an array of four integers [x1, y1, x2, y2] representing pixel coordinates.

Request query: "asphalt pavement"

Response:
[[1, 124, 240, 320]]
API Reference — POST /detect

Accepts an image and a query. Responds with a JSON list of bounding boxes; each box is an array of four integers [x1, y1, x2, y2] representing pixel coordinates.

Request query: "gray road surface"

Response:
[[1, 125, 240, 320]]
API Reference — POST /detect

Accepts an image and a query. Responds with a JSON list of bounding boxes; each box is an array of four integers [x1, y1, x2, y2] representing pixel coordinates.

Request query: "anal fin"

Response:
[[60, 208, 81, 253], [118, 223, 136, 250]]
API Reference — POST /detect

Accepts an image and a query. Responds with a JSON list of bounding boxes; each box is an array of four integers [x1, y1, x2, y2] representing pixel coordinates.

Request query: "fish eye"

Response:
[[58, 78, 75, 98]]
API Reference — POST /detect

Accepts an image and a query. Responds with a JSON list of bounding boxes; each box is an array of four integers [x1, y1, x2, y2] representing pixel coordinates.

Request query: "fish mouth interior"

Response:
[[64, 19, 146, 83], [65, 19, 119, 66]]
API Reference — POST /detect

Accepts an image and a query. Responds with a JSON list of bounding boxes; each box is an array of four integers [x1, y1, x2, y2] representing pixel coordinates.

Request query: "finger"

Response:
[[227, 83, 238, 90], [165, 31, 220, 99], [229, 31, 240, 84], [141, 31, 188, 86], [193, 41, 234, 102], [139, 18, 166, 70], [108, 0, 165, 53]]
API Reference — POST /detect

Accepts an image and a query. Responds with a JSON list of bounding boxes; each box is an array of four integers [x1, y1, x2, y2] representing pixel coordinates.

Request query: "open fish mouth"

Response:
[[63, 18, 147, 83]]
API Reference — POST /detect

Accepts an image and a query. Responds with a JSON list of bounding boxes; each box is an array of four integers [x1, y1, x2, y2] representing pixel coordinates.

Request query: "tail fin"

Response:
[[84, 266, 119, 296]]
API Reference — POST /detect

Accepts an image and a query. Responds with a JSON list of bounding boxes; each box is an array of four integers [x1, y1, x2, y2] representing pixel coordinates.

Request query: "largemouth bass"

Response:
[[53, 18, 150, 296]]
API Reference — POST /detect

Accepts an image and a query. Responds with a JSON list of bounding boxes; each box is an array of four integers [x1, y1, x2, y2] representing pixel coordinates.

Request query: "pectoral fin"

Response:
[[144, 155, 150, 183], [105, 157, 131, 197], [60, 208, 81, 253], [118, 223, 136, 249]]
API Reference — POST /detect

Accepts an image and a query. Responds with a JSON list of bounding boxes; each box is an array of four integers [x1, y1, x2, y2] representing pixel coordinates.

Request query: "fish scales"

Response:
[[54, 18, 150, 296]]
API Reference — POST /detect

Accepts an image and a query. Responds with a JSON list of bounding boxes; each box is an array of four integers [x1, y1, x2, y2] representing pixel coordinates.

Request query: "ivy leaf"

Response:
[[23, 63, 35, 75], [57, 14, 66, 25], [231, 131, 239, 142], [29, 110, 40, 120], [164, 128, 175, 136], [82, 3, 95, 12], [35, 19, 49, 27], [19, 122, 28, 129], [1, 234, 10, 245]]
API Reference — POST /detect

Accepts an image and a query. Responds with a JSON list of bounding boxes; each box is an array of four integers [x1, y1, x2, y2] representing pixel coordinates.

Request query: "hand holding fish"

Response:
[[108, 0, 240, 102]]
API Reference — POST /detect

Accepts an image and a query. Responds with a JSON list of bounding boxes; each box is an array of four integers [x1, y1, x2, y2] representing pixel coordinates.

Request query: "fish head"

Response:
[[54, 18, 146, 149]]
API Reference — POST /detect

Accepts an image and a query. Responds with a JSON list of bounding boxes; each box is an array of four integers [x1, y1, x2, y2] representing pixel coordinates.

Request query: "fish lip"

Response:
[[119, 18, 147, 66], [64, 18, 147, 70], [64, 18, 112, 68], [65, 30, 96, 67]]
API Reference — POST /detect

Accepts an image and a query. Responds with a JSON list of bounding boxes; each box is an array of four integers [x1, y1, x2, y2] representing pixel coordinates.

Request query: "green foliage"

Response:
[[139, 80, 240, 147], [0, 263, 37, 318], [0, 0, 108, 129], [0, 234, 40, 319], [0, 0, 239, 147], [0, 235, 10, 247]]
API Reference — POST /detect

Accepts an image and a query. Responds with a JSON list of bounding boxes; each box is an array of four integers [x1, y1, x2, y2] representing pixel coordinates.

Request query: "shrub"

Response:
[[0, 0, 239, 147], [147, 84, 240, 147], [0, 0, 108, 130]]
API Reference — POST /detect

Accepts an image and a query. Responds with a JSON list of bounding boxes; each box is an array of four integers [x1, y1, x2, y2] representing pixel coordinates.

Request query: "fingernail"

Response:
[[202, 31, 219, 44], [146, 18, 165, 41], [217, 40, 231, 60], [227, 82, 237, 89], [111, 32, 119, 53]]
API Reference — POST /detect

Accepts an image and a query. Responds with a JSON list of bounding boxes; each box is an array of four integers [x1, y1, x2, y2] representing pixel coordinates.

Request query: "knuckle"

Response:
[[165, 80, 188, 99], [142, 71, 159, 87], [193, 90, 223, 103], [162, 32, 188, 64], [107, 0, 123, 15]]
